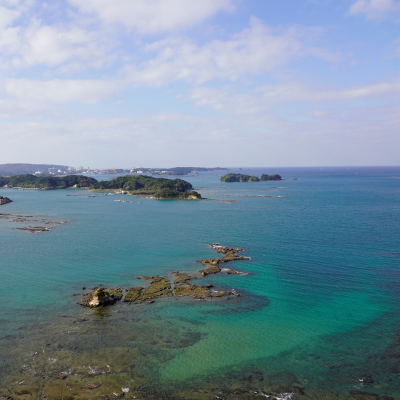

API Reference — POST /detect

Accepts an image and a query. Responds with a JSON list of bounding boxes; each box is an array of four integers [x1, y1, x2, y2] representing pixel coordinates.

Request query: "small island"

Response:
[[91, 174, 202, 199], [0, 196, 12, 205], [220, 173, 282, 182]]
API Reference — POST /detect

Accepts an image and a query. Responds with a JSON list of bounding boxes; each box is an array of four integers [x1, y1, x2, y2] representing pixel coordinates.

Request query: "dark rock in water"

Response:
[[352, 374, 373, 384], [16, 226, 51, 233], [0, 196, 12, 206]]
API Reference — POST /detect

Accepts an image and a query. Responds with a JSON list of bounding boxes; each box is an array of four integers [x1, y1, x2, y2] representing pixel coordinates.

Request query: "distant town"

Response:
[[0, 163, 228, 177]]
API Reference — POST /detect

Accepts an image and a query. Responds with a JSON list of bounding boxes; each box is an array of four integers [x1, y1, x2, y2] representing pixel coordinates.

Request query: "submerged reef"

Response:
[[0, 213, 66, 233]]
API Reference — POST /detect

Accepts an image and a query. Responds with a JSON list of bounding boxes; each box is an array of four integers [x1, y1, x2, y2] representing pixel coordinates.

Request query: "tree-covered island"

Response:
[[91, 175, 202, 199], [0, 174, 97, 189], [220, 173, 282, 182]]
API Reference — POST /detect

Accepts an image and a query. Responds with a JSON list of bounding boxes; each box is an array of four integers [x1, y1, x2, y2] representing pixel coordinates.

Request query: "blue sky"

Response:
[[1, 0, 399, 167]]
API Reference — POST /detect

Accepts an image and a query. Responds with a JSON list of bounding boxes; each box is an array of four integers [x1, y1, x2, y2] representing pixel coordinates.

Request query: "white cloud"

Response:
[[189, 77, 400, 117], [3, 78, 120, 105], [67, 0, 235, 34], [0, 5, 20, 29], [124, 18, 337, 86], [0, 2, 114, 71], [349, 0, 400, 20], [15, 23, 114, 70]]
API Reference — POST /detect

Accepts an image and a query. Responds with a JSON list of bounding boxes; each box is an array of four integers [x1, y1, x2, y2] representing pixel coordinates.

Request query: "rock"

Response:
[[214, 247, 244, 254], [79, 287, 122, 308], [220, 251, 250, 262], [174, 283, 212, 298], [197, 258, 220, 265], [226, 269, 239, 274], [173, 273, 196, 284], [198, 263, 221, 276], [16, 226, 50, 233], [137, 276, 172, 301], [123, 287, 143, 302], [0, 197, 12, 206]]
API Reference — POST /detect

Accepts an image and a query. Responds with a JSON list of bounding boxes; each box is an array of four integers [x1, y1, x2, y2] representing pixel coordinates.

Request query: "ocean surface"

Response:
[[1, 167, 400, 399]]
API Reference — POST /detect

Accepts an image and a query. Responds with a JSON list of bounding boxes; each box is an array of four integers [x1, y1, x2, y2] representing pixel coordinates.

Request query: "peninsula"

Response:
[[220, 173, 282, 182]]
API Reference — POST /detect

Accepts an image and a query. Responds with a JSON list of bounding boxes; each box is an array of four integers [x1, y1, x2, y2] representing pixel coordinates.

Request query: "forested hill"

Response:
[[0, 175, 97, 189], [91, 175, 193, 194]]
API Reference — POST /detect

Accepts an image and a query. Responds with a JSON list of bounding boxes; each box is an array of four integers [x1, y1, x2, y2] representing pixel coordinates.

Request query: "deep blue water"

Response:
[[1, 167, 400, 397]]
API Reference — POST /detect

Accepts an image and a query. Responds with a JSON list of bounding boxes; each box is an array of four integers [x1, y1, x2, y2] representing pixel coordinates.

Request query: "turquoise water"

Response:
[[1, 167, 400, 398]]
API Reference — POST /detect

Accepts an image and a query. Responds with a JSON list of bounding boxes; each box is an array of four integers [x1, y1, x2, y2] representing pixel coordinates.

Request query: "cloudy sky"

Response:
[[1, 0, 399, 167]]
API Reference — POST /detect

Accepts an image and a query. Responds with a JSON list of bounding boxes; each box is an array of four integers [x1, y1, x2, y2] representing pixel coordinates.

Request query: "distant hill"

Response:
[[0, 163, 70, 176]]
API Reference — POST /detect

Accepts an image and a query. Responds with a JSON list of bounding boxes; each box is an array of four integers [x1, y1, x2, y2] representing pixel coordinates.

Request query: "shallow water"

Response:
[[1, 167, 400, 399]]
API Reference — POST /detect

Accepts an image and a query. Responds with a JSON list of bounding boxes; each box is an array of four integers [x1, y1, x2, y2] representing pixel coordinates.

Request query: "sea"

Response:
[[0, 167, 400, 399]]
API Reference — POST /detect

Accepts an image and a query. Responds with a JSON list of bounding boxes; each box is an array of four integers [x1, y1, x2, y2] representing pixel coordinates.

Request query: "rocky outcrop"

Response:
[[174, 283, 212, 298], [198, 244, 250, 275], [0, 196, 12, 205], [123, 287, 143, 302], [78, 244, 248, 308], [16, 226, 51, 233], [79, 287, 123, 308], [137, 276, 172, 300]]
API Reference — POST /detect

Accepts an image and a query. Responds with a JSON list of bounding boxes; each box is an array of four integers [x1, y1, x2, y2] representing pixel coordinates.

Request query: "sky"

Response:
[[0, 0, 400, 168]]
